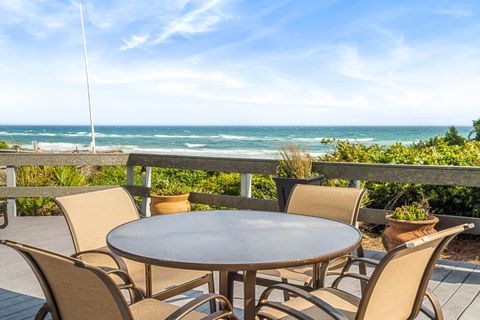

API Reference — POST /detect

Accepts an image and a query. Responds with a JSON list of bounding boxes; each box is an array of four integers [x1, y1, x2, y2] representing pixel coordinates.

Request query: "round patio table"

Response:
[[107, 210, 362, 320]]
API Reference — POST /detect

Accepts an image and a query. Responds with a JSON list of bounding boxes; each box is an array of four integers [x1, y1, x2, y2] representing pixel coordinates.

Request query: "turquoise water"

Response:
[[0, 126, 471, 158]]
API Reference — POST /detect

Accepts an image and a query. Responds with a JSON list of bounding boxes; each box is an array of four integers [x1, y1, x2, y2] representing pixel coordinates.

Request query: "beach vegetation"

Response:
[[469, 118, 480, 141], [445, 126, 466, 146], [0, 140, 9, 149], [277, 143, 314, 179]]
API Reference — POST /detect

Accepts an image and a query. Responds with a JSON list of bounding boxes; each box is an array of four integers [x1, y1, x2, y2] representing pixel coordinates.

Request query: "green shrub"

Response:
[[390, 200, 430, 221], [320, 138, 480, 217], [52, 166, 86, 186], [0, 140, 8, 149], [17, 197, 58, 216]]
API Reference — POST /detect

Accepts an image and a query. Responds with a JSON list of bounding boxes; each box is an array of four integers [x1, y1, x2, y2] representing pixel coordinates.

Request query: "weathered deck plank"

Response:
[[1, 216, 479, 319]]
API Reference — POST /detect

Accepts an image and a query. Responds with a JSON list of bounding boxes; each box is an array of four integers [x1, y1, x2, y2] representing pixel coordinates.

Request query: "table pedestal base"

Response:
[[220, 270, 258, 320]]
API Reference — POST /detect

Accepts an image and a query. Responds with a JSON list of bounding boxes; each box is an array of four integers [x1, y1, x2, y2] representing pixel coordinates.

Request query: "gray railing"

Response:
[[1, 153, 480, 234]]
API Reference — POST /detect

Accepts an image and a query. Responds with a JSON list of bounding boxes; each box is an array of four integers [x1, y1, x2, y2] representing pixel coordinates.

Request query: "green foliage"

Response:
[[16, 197, 57, 216], [199, 173, 240, 195], [0, 140, 8, 149], [150, 179, 191, 196], [445, 126, 466, 146], [52, 166, 86, 186], [252, 175, 277, 199], [469, 118, 480, 141], [391, 200, 430, 221], [320, 139, 480, 217], [90, 166, 128, 186], [277, 143, 313, 178]]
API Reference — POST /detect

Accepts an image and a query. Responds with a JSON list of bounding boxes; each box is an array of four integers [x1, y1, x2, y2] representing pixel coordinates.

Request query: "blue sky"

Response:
[[0, 0, 479, 125]]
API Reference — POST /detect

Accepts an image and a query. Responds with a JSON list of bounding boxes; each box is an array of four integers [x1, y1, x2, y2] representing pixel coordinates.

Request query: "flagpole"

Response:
[[79, 3, 96, 153]]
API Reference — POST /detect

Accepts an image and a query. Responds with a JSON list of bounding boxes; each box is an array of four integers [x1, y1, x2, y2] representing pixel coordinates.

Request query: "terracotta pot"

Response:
[[150, 193, 191, 215], [382, 215, 439, 252]]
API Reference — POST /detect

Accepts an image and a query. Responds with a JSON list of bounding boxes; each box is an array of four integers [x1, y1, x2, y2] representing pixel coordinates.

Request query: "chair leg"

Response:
[[207, 273, 217, 313], [34, 303, 49, 320], [356, 246, 367, 295], [281, 278, 291, 301], [423, 290, 444, 320]]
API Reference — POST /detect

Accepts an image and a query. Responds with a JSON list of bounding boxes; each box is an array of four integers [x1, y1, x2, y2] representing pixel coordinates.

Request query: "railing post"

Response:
[[240, 173, 252, 198], [141, 166, 152, 217], [126, 165, 134, 186], [6, 166, 17, 218]]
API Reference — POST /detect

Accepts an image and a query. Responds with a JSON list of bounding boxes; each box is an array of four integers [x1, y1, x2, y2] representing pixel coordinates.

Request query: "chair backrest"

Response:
[[357, 224, 473, 320], [1, 240, 133, 320], [55, 187, 139, 252], [285, 185, 366, 225]]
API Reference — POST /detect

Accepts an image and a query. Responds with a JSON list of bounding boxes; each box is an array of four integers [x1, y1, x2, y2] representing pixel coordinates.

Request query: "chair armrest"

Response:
[[164, 293, 238, 320], [71, 248, 128, 272], [257, 283, 350, 320], [332, 273, 370, 289], [105, 269, 145, 303], [341, 256, 379, 274]]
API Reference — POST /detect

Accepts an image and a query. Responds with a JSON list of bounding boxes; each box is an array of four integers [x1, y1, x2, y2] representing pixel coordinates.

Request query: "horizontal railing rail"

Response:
[[1, 153, 479, 234]]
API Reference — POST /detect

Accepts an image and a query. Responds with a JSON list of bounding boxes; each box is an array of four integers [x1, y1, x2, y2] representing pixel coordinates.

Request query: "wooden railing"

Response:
[[1, 153, 480, 234]]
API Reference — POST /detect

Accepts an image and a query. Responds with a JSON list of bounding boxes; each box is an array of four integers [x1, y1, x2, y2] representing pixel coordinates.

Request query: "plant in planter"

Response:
[[274, 143, 323, 211], [150, 179, 192, 215], [382, 199, 439, 251]]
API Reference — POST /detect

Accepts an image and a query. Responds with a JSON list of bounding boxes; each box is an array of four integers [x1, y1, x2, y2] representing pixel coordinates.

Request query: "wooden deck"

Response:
[[1, 216, 479, 319]]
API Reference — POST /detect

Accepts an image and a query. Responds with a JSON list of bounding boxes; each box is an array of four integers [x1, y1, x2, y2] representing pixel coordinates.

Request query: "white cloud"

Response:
[[118, 0, 229, 50], [120, 35, 149, 51], [152, 0, 226, 44]]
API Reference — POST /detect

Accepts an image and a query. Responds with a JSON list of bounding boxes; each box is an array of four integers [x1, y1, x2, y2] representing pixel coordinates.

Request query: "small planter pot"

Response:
[[382, 215, 439, 252], [273, 176, 324, 212], [150, 193, 191, 216]]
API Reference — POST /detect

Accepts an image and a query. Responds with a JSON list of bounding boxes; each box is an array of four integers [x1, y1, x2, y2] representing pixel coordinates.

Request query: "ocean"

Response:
[[0, 126, 471, 159]]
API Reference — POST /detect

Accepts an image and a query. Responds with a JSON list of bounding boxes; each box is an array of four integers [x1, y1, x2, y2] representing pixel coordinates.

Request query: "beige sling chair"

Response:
[[256, 223, 473, 320], [257, 185, 367, 294], [1, 240, 238, 320], [54, 188, 215, 305]]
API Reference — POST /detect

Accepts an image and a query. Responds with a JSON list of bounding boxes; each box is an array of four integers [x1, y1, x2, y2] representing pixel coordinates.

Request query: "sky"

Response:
[[0, 0, 479, 126]]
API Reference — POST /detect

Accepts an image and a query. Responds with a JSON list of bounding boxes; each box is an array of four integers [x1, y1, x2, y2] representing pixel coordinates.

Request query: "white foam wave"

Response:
[[185, 143, 206, 148], [20, 142, 86, 151], [218, 134, 252, 140], [0, 131, 33, 136], [340, 138, 375, 142], [121, 146, 278, 158], [154, 134, 216, 139]]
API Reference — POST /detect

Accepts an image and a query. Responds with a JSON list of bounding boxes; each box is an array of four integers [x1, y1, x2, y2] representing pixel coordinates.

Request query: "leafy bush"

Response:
[[320, 138, 480, 217], [0, 140, 8, 149], [52, 166, 86, 186], [469, 118, 480, 141]]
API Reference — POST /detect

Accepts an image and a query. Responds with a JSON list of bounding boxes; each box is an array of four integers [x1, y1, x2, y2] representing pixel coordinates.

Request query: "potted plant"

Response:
[[273, 143, 323, 211], [382, 199, 439, 251], [150, 180, 191, 215]]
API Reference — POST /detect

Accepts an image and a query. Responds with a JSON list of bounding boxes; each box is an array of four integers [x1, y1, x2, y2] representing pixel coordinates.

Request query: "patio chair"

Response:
[[257, 185, 367, 291], [1, 240, 237, 320], [54, 187, 215, 304], [256, 223, 473, 320]]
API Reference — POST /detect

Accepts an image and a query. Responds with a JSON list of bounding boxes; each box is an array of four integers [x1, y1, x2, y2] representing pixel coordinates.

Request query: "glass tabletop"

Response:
[[107, 210, 362, 271]]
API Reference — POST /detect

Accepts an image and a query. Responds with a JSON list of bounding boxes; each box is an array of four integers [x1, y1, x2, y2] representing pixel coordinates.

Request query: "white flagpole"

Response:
[[79, 3, 96, 153]]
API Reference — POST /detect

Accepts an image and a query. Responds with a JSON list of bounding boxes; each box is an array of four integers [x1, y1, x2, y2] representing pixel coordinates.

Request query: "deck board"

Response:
[[1, 216, 479, 319]]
